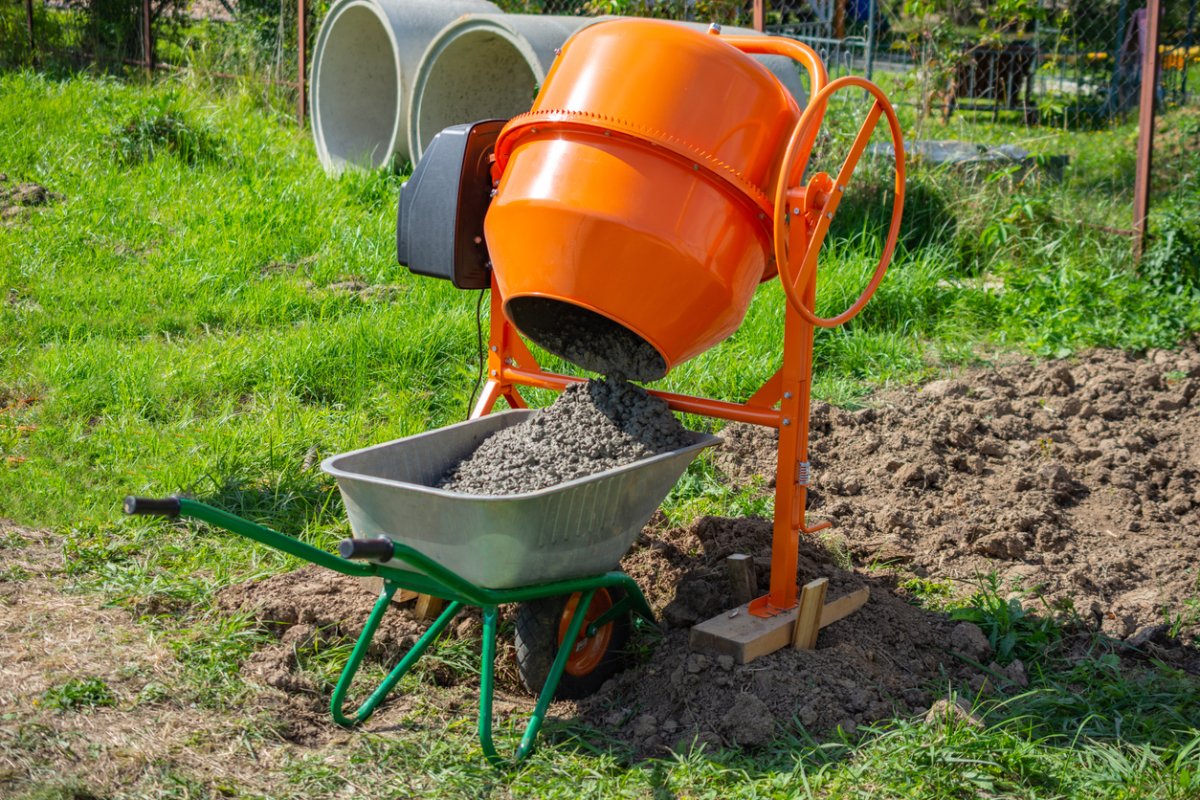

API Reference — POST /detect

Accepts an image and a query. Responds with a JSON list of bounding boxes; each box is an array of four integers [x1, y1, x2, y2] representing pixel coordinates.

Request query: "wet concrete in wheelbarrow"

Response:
[[217, 342, 1200, 754], [437, 377, 695, 495]]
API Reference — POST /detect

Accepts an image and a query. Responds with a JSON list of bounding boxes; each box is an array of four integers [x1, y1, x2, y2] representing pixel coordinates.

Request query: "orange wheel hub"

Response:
[[557, 589, 614, 677]]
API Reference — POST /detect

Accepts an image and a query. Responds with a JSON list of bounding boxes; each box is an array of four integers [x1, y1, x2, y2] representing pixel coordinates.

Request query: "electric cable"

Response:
[[466, 289, 487, 419]]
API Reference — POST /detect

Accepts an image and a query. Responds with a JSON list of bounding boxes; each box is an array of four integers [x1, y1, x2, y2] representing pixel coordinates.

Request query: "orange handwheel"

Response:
[[774, 76, 906, 328], [513, 587, 631, 699], [557, 589, 614, 677]]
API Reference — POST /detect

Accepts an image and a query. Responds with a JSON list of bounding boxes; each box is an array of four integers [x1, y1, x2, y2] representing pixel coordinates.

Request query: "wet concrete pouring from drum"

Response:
[[438, 377, 695, 495]]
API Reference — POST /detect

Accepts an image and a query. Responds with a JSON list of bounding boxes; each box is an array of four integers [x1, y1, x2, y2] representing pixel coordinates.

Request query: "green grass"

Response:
[[37, 677, 116, 712], [1, 67, 1199, 798]]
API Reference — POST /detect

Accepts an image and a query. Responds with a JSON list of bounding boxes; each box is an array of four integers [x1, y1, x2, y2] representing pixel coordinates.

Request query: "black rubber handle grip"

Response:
[[338, 538, 395, 561], [123, 496, 182, 517]]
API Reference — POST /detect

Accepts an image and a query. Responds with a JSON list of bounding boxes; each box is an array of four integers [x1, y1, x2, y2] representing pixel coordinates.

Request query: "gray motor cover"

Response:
[[396, 120, 503, 289]]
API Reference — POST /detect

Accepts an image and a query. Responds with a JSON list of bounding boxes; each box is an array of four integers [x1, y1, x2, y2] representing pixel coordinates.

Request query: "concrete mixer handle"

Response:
[[773, 76, 906, 329], [715, 34, 830, 103]]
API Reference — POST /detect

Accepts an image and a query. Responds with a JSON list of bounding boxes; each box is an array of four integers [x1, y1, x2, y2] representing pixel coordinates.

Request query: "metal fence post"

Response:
[[298, 0, 307, 127], [142, 0, 154, 76], [24, 0, 36, 65], [1183, 0, 1197, 103], [1132, 0, 1161, 263], [753, 0, 764, 33], [865, 0, 876, 79]]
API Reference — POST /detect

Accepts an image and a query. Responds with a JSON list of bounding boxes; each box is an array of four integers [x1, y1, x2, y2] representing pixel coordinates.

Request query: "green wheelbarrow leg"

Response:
[[331, 582, 462, 727], [477, 589, 597, 768]]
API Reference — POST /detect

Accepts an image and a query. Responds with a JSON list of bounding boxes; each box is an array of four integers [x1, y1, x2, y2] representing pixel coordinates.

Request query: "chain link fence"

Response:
[[5, 0, 1196, 122], [3, 0, 1196, 260]]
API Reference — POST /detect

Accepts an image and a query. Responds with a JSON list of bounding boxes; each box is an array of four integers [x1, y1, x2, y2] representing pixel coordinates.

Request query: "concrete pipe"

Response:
[[407, 14, 601, 162], [309, 0, 499, 174], [407, 15, 810, 163]]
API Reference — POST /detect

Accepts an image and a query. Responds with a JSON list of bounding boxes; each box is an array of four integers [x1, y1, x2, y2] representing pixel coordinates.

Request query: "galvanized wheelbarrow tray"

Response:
[[125, 410, 718, 768]]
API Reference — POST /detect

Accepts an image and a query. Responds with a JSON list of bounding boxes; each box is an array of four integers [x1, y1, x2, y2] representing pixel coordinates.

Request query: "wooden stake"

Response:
[[791, 578, 828, 650], [725, 554, 757, 606]]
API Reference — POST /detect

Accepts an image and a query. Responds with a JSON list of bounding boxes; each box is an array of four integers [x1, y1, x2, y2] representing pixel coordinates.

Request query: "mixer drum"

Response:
[[484, 19, 801, 381]]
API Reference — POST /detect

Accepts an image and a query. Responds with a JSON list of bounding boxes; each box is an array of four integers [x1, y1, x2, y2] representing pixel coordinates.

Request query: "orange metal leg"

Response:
[[748, 276, 817, 617], [471, 380, 505, 419], [480, 268, 824, 619]]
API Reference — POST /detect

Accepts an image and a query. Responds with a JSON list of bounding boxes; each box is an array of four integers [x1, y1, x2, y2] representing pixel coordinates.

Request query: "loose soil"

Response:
[[0, 174, 62, 224], [438, 378, 695, 495], [714, 341, 1200, 640]]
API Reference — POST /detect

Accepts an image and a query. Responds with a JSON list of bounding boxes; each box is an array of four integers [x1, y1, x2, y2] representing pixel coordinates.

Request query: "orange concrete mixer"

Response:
[[397, 17, 904, 658]]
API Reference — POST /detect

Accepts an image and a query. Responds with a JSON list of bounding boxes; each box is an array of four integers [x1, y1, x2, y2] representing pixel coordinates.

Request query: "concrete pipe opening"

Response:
[[410, 20, 544, 162], [310, 1, 400, 172]]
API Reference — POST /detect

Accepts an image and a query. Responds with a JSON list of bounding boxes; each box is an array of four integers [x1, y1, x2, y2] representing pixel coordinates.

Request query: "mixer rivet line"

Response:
[[792, 207, 800, 215], [782, 418, 791, 425], [783, 392, 792, 399], [824, 212, 833, 219], [491, 345, 498, 352], [491, 370, 497, 376]]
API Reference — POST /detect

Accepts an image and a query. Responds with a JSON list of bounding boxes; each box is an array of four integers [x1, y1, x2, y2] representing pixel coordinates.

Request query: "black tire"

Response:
[[514, 587, 632, 700]]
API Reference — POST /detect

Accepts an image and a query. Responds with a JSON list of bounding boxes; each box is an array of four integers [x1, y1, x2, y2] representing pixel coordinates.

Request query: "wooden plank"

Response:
[[819, 586, 869, 628], [791, 578, 828, 650], [689, 602, 799, 664], [725, 554, 757, 607], [691, 583, 871, 663], [359, 577, 418, 604], [414, 593, 446, 622]]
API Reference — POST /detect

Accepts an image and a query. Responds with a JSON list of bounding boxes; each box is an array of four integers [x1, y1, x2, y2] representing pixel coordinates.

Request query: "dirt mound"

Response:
[[715, 341, 1200, 640], [438, 378, 695, 495], [0, 174, 62, 223], [576, 516, 991, 752]]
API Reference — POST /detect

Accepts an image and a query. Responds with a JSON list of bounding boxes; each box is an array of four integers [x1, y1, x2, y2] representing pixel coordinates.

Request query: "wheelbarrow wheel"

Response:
[[514, 587, 631, 700]]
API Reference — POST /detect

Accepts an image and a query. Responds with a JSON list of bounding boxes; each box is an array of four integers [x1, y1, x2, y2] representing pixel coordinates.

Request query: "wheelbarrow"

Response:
[[125, 409, 719, 767]]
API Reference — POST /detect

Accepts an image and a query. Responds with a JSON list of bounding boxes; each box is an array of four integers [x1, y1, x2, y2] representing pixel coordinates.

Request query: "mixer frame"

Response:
[[472, 70, 905, 661]]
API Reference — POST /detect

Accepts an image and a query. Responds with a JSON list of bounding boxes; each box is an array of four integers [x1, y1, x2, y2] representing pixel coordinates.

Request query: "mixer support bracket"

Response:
[[474, 238, 857, 663]]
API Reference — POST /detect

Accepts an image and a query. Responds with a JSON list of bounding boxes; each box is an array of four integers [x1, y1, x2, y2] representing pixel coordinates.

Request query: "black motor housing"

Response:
[[396, 120, 504, 290]]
